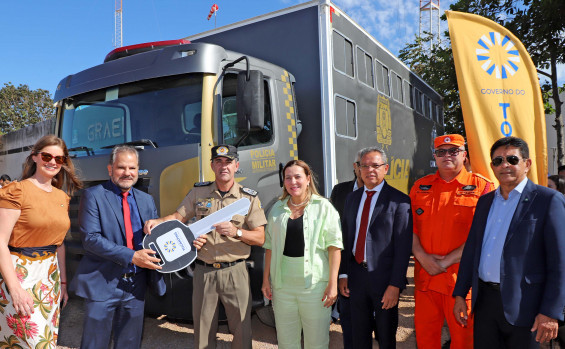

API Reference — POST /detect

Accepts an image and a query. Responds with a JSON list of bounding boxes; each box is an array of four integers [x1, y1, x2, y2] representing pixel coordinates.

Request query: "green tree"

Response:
[[0, 82, 55, 135], [399, 34, 463, 135], [400, 0, 565, 163], [455, 0, 565, 165]]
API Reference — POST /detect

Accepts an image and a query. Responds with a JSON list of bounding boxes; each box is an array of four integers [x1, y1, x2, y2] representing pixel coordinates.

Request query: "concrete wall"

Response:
[[0, 119, 55, 180]]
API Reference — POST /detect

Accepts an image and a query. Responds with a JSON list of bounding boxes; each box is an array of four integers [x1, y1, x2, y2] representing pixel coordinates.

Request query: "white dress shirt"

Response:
[[352, 181, 385, 259]]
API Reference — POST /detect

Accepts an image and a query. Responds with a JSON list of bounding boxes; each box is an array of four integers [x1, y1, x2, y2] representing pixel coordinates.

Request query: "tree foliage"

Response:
[[0, 82, 55, 135], [399, 0, 565, 163], [454, 0, 565, 164], [399, 34, 463, 135]]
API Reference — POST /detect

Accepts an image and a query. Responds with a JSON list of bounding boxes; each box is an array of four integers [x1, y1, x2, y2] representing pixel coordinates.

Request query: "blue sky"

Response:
[[4, 0, 560, 98], [1, 0, 460, 97]]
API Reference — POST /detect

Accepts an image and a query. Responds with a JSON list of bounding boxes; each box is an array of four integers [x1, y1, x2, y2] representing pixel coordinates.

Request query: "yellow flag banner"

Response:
[[446, 10, 547, 185]]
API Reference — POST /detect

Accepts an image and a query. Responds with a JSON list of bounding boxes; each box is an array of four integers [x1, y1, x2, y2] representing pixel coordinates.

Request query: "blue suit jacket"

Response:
[[70, 181, 166, 301], [454, 180, 565, 326], [339, 181, 413, 296]]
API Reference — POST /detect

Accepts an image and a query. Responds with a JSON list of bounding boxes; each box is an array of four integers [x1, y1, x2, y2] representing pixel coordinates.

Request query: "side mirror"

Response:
[[237, 70, 264, 131]]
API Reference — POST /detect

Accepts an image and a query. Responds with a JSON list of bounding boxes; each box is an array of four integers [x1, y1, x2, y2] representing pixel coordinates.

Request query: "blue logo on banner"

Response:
[[476, 32, 520, 79]]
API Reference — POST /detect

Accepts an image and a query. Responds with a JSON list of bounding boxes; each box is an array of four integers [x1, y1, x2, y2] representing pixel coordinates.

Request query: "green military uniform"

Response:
[[177, 180, 267, 349]]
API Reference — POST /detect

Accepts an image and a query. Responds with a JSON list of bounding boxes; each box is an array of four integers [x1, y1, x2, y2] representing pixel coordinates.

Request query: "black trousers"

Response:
[[338, 293, 354, 349], [349, 262, 398, 349], [474, 279, 539, 349]]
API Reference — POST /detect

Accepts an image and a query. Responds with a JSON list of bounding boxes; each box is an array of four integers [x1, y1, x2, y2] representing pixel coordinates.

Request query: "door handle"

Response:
[[278, 163, 284, 187]]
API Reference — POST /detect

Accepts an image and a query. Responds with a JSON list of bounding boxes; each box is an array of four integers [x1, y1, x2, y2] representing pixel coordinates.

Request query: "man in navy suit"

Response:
[[338, 146, 413, 349], [70, 145, 165, 349], [453, 136, 565, 348]]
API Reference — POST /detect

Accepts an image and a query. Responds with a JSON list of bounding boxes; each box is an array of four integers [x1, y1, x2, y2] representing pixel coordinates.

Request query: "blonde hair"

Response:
[[279, 159, 320, 201], [22, 135, 82, 195]]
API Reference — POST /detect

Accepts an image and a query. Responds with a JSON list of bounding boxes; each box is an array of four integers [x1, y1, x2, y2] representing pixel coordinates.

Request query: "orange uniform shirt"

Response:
[[410, 168, 493, 295]]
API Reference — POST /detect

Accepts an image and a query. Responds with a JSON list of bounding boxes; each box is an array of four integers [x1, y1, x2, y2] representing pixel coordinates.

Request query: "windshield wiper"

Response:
[[101, 139, 158, 149], [68, 146, 94, 156]]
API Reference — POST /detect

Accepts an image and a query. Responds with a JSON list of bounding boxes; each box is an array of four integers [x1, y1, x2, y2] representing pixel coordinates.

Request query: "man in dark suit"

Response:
[[330, 156, 363, 217], [330, 154, 363, 349], [338, 146, 413, 349], [70, 145, 165, 349], [453, 136, 565, 348]]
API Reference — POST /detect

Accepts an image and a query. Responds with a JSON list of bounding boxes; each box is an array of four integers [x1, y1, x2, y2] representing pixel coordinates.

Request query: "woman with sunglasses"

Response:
[[0, 135, 81, 348], [262, 160, 343, 348]]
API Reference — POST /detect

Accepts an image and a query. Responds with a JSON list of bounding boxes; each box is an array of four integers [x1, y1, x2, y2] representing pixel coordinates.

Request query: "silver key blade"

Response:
[[188, 198, 251, 238]]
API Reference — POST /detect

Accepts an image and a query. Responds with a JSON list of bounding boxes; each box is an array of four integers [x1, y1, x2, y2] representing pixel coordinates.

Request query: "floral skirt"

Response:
[[0, 249, 62, 349]]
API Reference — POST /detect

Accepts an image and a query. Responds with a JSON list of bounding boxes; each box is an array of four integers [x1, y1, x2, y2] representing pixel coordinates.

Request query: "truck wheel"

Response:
[[255, 303, 276, 328], [174, 266, 194, 279]]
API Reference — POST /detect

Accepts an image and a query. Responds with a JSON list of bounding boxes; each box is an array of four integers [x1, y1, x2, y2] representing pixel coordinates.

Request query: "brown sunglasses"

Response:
[[36, 152, 68, 165]]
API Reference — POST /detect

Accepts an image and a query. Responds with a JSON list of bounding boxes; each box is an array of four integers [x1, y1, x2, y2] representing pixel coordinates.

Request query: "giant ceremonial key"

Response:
[[143, 198, 251, 273]]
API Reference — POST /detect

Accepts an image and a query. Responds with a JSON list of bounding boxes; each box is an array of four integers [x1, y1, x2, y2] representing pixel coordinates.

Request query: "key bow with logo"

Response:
[[143, 198, 251, 273]]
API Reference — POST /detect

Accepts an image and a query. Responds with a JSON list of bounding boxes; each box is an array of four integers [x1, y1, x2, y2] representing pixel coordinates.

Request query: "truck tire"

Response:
[[255, 303, 276, 328]]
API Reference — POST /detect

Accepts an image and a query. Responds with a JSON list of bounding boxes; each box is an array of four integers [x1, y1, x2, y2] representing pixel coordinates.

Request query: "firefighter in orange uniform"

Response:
[[410, 134, 494, 349]]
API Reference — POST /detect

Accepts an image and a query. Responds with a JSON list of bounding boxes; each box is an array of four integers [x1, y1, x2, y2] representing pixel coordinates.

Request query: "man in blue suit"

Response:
[[453, 136, 565, 348], [338, 146, 413, 349], [70, 145, 165, 349]]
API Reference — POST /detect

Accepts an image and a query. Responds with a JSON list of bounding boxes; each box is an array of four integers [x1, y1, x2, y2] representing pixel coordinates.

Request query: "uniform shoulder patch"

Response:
[[241, 187, 258, 196], [472, 173, 494, 184], [416, 174, 435, 182], [419, 184, 432, 191], [194, 181, 213, 187]]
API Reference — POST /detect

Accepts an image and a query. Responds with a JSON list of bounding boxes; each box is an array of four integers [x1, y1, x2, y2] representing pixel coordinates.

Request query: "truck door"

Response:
[[218, 70, 294, 308]]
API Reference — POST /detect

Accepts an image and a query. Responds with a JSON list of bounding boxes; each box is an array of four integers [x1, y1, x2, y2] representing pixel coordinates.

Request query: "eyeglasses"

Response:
[[359, 163, 387, 170], [491, 155, 522, 167], [36, 152, 68, 165], [434, 148, 464, 157]]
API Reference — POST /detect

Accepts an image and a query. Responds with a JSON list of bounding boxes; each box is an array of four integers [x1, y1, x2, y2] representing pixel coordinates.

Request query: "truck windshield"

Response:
[[60, 74, 204, 157]]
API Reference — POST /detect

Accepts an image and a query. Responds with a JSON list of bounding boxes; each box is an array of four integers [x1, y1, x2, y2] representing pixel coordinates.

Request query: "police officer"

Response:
[[410, 134, 493, 349], [145, 144, 267, 349]]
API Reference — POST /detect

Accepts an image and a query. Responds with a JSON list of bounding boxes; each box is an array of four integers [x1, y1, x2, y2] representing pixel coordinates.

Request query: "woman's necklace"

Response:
[[289, 197, 309, 207], [28, 177, 53, 192]]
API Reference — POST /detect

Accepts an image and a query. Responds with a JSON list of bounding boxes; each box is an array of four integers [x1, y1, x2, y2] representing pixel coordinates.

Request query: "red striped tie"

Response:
[[355, 190, 376, 264]]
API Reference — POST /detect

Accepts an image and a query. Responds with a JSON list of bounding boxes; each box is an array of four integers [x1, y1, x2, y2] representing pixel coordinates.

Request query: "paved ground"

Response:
[[57, 297, 361, 349], [57, 298, 391, 349], [55, 259, 559, 348], [57, 262, 417, 348]]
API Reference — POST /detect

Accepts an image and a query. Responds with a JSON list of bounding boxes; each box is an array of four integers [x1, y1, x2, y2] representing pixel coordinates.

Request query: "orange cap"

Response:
[[434, 134, 465, 149]]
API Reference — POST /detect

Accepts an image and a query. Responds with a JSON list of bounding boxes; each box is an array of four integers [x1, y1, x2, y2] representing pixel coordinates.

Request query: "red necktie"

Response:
[[355, 190, 376, 264], [122, 192, 134, 249]]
